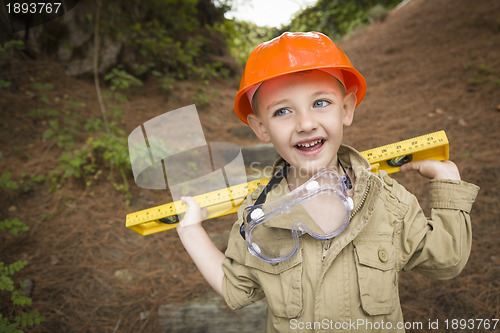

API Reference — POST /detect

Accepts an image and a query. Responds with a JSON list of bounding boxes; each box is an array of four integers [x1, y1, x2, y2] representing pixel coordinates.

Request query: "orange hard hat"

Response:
[[234, 31, 366, 124]]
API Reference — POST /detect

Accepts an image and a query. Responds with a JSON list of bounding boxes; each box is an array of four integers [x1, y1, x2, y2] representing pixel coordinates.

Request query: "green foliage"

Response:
[[31, 82, 54, 91], [104, 67, 143, 91], [159, 76, 177, 92], [286, 0, 402, 40], [0, 41, 22, 88], [0, 40, 24, 59], [61, 132, 130, 185], [19, 173, 46, 193], [366, 4, 391, 23], [27, 108, 60, 117], [0, 219, 44, 332], [31, 82, 55, 105], [97, 0, 231, 80], [0, 79, 12, 89], [0, 172, 19, 190], [216, 20, 278, 65], [32, 91, 131, 198], [194, 82, 220, 106], [0, 219, 29, 236]]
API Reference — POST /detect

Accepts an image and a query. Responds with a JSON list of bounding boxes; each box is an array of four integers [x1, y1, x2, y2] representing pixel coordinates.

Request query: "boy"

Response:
[[176, 32, 479, 332]]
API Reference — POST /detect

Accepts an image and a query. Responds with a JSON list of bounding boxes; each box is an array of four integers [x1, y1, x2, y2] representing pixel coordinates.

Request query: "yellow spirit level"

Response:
[[126, 131, 449, 235]]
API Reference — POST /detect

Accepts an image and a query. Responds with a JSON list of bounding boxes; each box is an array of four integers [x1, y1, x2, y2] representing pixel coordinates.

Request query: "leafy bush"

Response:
[[53, 114, 130, 186], [97, 0, 231, 80], [0, 40, 24, 59], [286, 0, 402, 40], [0, 219, 45, 332], [104, 68, 143, 91], [0, 80, 12, 89], [0, 40, 25, 89], [0, 218, 29, 236], [31, 90, 131, 197], [0, 172, 19, 190], [216, 20, 278, 65]]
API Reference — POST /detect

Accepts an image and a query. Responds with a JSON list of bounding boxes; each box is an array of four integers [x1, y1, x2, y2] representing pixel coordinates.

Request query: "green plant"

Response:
[[31, 82, 54, 91], [104, 67, 143, 91], [366, 4, 390, 23], [159, 76, 177, 92], [0, 79, 12, 89], [94, 0, 232, 80], [27, 108, 60, 117], [216, 19, 277, 65], [32, 89, 132, 198], [69, 133, 131, 201], [286, 0, 402, 40], [31, 82, 54, 104], [42, 119, 76, 150], [19, 174, 46, 193], [58, 150, 88, 179], [0, 172, 19, 190], [0, 40, 24, 59], [40, 103, 132, 199], [0, 219, 45, 332], [0, 219, 28, 236], [194, 83, 219, 107]]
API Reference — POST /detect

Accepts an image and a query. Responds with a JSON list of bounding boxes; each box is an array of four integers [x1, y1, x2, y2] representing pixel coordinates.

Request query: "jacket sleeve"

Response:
[[399, 179, 479, 279], [221, 194, 265, 310]]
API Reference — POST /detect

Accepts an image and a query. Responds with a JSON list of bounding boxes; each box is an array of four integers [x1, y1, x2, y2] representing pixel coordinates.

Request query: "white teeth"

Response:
[[297, 139, 322, 148]]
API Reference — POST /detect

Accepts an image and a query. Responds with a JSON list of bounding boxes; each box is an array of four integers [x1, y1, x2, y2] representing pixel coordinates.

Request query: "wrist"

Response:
[[433, 168, 461, 181], [177, 222, 204, 238]]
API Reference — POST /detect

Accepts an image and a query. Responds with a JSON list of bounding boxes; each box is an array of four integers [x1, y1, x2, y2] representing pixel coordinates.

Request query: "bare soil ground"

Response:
[[1, 0, 499, 331]]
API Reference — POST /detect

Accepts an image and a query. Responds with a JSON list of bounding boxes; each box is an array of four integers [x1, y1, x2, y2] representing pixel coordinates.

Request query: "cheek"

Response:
[[269, 130, 289, 146], [323, 110, 344, 128]]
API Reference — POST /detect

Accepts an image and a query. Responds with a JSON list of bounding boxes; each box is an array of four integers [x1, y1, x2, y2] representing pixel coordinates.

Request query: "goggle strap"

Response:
[[338, 158, 352, 190], [240, 163, 290, 239], [254, 163, 290, 206]]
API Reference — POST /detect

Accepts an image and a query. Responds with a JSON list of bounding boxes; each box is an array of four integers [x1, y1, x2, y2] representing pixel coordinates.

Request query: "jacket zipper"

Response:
[[321, 240, 331, 262], [321, 179, 371, 262], [350, 180, 371, 218]]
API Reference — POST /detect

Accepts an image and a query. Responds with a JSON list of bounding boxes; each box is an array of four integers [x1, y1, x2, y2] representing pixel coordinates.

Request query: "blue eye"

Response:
[[313, 100, 330, 108], [274, 108, 290, 117]]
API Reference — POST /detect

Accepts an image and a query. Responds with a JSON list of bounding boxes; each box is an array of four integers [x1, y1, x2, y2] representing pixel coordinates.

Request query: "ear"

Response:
[[247, 113, 271, 142], [342, 87, 357, 127]]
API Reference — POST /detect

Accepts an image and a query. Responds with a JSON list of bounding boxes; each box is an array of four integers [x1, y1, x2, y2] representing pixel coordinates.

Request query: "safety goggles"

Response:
[[241, 167, 353, 263]]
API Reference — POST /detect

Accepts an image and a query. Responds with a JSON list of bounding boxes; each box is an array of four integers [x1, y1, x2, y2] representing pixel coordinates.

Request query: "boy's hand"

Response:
[[400, 160, 461, 180], [177, 196, 207, 231]]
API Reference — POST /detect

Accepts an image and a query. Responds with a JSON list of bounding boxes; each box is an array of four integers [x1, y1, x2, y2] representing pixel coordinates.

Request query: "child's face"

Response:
[[247, 70, 356, 176]]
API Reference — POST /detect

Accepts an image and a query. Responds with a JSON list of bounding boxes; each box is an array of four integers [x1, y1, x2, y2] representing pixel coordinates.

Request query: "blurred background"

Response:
[[1, 0, 499, 331]]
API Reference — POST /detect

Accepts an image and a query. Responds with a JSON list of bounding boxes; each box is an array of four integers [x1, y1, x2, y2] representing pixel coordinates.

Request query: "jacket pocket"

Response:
[[353, 240, 396, 316], [245, 250, 303, 318]]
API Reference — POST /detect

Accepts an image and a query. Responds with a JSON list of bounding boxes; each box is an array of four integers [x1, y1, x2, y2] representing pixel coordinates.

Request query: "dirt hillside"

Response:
[[1, 0, 499, 332]]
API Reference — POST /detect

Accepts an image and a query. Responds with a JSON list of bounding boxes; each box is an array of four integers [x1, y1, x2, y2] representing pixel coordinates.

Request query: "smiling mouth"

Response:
[[295, 139, 325, 151]]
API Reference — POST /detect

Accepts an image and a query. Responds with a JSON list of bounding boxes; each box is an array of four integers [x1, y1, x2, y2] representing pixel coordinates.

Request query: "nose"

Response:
[[295, 110, 318, 133]]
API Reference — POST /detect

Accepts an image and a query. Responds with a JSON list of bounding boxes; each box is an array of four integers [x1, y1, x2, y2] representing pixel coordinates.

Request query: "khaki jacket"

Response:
[[222, 145, 479, 332]]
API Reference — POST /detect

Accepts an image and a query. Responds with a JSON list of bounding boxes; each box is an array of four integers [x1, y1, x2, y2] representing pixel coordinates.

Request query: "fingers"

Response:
[[401, 160, 438, 178], [178, 196, 205, 229], [181, 196, 200, 209], [400, 160, 423, 173], [400, 160, 460, 180]]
